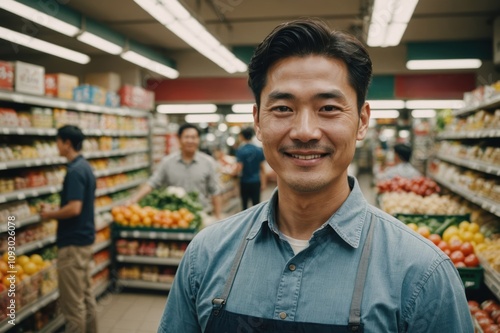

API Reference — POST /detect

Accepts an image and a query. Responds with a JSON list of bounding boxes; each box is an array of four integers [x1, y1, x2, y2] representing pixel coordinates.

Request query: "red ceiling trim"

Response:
[[394, 73, 476, 99]]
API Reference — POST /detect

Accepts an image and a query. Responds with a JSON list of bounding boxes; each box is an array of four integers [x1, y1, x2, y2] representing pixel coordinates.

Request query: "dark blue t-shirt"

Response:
[[236, 143, 265, 184], [57, 155, 96, 248]]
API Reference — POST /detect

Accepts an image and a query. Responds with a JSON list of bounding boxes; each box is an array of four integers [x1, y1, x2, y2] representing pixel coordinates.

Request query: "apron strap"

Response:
[[348, 215, 376, 331], [212, 220, 254, 313]]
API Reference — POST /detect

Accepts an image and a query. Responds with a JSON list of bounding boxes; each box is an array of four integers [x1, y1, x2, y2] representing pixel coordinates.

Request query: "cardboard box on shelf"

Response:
[[15, 61, 45, 95], [105, 91, 120, 108], [85, 72, 121, 92], [119, 85, 155, 110], [73, 84, 106, 105], [45, 73, 79, 99], [0, 61, 14, 91]]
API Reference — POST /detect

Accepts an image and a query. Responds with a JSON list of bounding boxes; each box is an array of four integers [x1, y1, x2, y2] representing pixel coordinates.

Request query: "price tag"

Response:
[[149, 232, 156, 239], [50, 187, 57, 193], [0, 196, 5, 203], [132, 230, 140, 238], [17, 193, 26, 200], [37, 129, 44, 135], [0, 163, 6, 170], [17, 128, 25, 135], [31, 190, 39, 197], [2, 128, 10, 134]]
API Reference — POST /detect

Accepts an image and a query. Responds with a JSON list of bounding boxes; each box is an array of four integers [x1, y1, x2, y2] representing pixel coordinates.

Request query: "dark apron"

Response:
[[205, 216, 376, 333]]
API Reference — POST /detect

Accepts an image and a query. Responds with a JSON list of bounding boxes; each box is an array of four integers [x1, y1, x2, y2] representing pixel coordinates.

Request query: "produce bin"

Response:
[[457, 266, 483, 289], [394, 213, 470, 235]]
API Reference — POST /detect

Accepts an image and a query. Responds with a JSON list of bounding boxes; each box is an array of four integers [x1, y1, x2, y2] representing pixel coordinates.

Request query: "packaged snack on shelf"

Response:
[[73, 84, 106, 105], [0, 61, 14, 91], [14, 61, 45, 96], [118, 85, 154, 110], [0, 108, 18, 127], [84, 72, 121, 92], [45, 73, 79, 99]]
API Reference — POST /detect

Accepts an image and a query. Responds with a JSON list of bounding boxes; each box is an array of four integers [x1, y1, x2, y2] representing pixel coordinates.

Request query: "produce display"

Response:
[[112, 186, 203, 229], [376, 176, 440, 196], [116, 239, 188, 258], [118, 265, 176, 284], [476, 238, 500, 272], [468, 299, 500, 332], [380, 192, 469, 215]]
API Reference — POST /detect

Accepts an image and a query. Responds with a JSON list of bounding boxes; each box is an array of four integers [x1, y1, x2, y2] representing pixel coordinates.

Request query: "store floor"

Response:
[[93, 171, 376, 333]]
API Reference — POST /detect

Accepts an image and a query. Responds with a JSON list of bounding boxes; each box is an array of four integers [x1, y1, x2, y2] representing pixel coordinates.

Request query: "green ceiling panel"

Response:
[[367, 75, 395, 99], [407, 41, 492, 60]]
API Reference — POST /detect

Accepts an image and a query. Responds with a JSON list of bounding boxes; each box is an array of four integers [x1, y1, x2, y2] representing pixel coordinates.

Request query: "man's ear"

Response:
[[357, 102, 370, 140], [253, 103, 262, 142]]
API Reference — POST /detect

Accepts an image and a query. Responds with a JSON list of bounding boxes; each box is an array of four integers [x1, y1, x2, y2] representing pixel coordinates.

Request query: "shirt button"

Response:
[[279, 312, 287, 320], [288, 264, 296, 271]]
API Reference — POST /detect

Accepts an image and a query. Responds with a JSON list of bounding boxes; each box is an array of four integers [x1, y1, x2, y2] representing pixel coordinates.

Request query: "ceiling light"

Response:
[[185, 114, 221, 123], [121, 50, 179, 79], [225, 114, 255, 123], [367, 100, 405, 109], [411, 109, 436, 118], [231, 104, 254, 113], [77, 32, 123, 55], [157, 104, 217, 114], [367, 0, 419, 47], [0, 26, 90, 64], [0, 0, 80, 37], [370, 110, 400, 119], [134, 0, 247, 73], [405, 100, 465, 109], [406, 59, 482, 70]]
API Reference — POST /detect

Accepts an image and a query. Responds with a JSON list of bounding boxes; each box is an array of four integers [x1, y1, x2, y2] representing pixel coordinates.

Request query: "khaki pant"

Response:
[[57, 245, 97, 333]]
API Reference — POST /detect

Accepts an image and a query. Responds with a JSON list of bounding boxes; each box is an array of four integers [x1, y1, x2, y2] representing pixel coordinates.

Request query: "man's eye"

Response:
[[272, 106, 292, 112], [321, 105, 339, 111]]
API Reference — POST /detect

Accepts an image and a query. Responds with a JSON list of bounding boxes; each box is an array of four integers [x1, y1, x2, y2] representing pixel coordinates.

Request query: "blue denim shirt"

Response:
[[158, 177, 473, 333]]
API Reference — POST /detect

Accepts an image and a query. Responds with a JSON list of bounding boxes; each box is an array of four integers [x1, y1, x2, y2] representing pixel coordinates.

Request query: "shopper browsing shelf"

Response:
[[234, 127, 267, 210], [376, 143, 422, 181], [157, 18, 473, 333], [129, 123, 222, 219], [40, 125, 97, 333]]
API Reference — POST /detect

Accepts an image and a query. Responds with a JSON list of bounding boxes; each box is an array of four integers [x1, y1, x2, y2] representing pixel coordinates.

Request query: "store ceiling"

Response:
[[0, 0, 499, 78]]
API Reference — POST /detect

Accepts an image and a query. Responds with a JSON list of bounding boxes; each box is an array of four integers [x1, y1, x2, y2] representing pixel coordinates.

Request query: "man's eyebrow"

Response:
[[314, 90, 347, 102], [267, 91, 296, 103]]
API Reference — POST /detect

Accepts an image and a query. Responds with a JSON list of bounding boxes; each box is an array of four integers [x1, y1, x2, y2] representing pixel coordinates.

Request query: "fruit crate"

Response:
[[457, 266, 483, 290], [394, 213, 470, 235]]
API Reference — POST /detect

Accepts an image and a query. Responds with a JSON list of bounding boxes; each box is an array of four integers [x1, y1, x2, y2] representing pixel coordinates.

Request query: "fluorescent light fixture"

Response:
[[226, 136, 236, 146], [367, 0, 419, 47], [406, 59, 482, 70], [231, 104, 254, 113], [370, 110, 400, 119], [185, 114, 221, 123], [367, 100, 405, 109], [411, 109, 436, 118], [0, 26, 90, 64], [157, 104, 217, 114], [77, 32, 123, 55], [225, 114, 255, 123], [405, 100, 465, 109], [134, 0, 247, 73], [0, 0, 80, 37], [121, 50, 179, 79]]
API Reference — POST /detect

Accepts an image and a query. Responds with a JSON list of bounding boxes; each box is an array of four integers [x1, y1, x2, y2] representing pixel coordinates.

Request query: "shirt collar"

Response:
[[68, 154, 83, 166], [176, 151, 199, 163], [248, 176, 368, 248]]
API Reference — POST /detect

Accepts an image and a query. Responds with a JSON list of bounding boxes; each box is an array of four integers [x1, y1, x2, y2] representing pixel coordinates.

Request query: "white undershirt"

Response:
[[281, 233, 310, 254]]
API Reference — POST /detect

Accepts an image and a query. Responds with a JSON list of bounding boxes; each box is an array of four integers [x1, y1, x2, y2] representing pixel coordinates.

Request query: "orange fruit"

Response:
[[417, 226, 430, 239]]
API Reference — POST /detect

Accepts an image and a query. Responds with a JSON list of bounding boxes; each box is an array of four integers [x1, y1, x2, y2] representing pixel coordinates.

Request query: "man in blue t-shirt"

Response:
[[235, 127, 267, 210], [40, 125, 97, 333]]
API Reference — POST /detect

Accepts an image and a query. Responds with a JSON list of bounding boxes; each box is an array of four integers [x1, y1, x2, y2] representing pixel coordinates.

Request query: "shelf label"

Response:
[[17, 128, 25, 135], [31, 190, 39, 197], [37, 129, 45, 135], [149, 232, 156, 239], [0, 163, 6, 170], [2, 128, 10, 134], [50, 187, 57, 193], [132, 230, 140, 238], [17, 193, 26, 200]]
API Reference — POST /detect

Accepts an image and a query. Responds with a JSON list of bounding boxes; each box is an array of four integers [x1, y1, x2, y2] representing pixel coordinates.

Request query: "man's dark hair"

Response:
[[57, 125, 85, 151], [394, 143, 412, 162], [240, 127, 254, 141], [178, 123, 201, 137], [248, 18, 372, 114]]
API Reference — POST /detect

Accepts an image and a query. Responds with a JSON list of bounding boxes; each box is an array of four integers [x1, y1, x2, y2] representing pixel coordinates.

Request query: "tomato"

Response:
[[484, 324, 500, 333], [492, 310, 500, 324], [450, 250, 465, 264], [482, 300, 500, 314], [437, 240, 450, 252], [454, 261, 466, 268], [449, 239, 463, 252], [475, 310, 490, 320], [479, 317, 495, 329], [428, 234, 441, 246], [460, 242, 474, 256], [464, 254, 480, 267]]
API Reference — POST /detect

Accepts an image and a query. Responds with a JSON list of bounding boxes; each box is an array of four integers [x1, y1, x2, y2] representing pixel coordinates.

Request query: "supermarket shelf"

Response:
[[0, 289, 59, 331], [479, 256, 500, 301], [95, 199, 129, 215], [95, 216, 113, 232], [435, 154, 500, 176], [17, 235, 56, 256], [453, 93, 500, 117], [95, 178, 146, 197], [430, 175, 500, 217], [93, 162, 149, 178], [84, 147, 149, 159], [0, 90, 149, 117], [0, 215, 40, 233], [0, 184, 62, 204], [39, 314, 65, 333], [0, 127, 57, 136], [92, 239, 112, 254], [91, 259, 111, 276], [116, 279, 172, 291], [0, 156, 66, 170], [117, 229, 196, 241], [116, 255, 182, 266], [82, 129, 148, 137], [436, 129, 500, 140]]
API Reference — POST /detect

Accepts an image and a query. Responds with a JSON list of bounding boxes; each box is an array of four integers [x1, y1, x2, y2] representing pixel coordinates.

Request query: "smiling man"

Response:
[[158, 19, 473, 333]]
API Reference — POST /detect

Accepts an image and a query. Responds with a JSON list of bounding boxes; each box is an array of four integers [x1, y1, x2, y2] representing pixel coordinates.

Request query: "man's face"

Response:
[[56, 138, 68, 157], [254, 55, 370, 193], [179, 128, 200, 155]]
